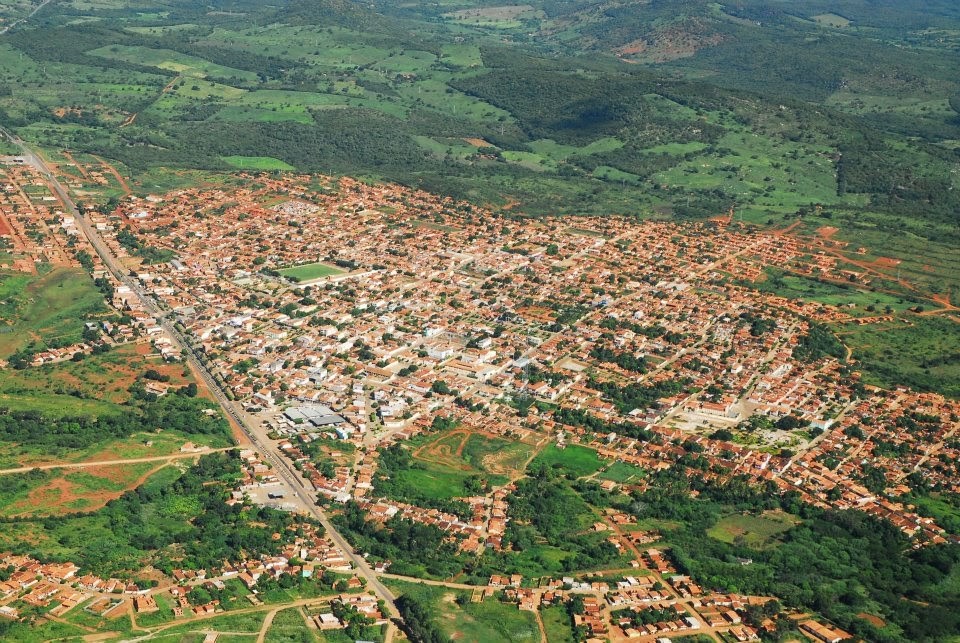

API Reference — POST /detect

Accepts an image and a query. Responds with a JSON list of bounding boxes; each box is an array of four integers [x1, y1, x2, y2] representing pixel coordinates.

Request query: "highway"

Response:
[[0, 128, 401, 623]]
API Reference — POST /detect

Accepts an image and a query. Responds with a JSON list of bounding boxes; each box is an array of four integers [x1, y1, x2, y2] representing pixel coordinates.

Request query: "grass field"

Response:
[[263, 607, 314, 643], [383, 579, 538, 642], [278, 262, 345, 282], [397, 431, 535, 500], [0, 267, 107, 356], [88, 45, 259, 81], [531, 443, 604, 477], [754, 268, 919, 315], [597, 461, 646, 484], [0, 460, 164, 517], [222, 155, 295, 171], [707, 510, 801, 549], [146, 610, 267, 639], [542, 604, 577, 642], [836, 316, 960, 398]]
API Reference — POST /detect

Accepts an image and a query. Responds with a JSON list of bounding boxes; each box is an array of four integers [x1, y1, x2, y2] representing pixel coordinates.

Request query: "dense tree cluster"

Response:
[[395, 594, 448, 643], [0, 388, 229, 452], [631, 469, 960, 642], [505, 466, 621, 572], [333, 501, 464, 578], [792, 323, 845, 363]]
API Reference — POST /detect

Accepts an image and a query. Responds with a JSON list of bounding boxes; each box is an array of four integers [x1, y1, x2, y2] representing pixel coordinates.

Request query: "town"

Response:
[[0, 161, 956, 643]]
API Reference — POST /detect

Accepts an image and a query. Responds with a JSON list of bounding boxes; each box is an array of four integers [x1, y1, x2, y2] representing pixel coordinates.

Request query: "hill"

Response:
[[0, 0, 954, 303]]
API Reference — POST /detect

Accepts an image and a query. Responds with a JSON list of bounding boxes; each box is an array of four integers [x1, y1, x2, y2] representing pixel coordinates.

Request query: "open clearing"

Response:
[[532, 443, 604, 477], [399, 430, 537, 498], [707, 510, 801, 549], [383, 579, 539, 642], [414, 429, 534, 478], [0, 267, 107, 356], [812, 13, 851, 28], [222, 155, 295, 171], [0, 460, 166, 517]]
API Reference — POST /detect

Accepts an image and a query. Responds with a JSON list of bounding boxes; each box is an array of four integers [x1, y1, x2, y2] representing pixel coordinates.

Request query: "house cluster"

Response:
[[0, 552, 141, 619], [0, 164, 81, 271], [98, 174, 956, 552]]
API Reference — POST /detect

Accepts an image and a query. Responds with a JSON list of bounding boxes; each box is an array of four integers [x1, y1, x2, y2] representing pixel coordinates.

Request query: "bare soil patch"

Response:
[[874, 256, 901, 268], [816, 225, 839, 238]]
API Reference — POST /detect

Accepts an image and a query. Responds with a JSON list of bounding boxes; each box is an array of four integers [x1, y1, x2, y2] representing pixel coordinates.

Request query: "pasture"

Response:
[[707, 510, 801, 549], [0, 267, 107, 356], [398, 431, 535, 499], [531, 443, 604, 477]]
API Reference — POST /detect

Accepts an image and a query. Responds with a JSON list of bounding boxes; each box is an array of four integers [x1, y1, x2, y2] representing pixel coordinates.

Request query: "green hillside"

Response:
[[0, 0, 953, 298]]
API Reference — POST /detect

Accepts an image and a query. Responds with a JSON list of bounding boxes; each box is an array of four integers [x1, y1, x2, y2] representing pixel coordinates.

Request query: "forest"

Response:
[[633, 466, 960, 642]]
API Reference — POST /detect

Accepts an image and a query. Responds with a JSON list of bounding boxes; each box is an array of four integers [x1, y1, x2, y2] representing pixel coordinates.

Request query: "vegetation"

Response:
[[0, 386, 232, 457], [388, 580, 540, 643], [792, 323, 845, 363], [371, 443, 475, 515], [531, 443, 604, 478], [0, 268, 107, 357], [0, 451, 313, 578], [494, 464, 624, 575], [840, 316, 960, 397], [333, 500, 466, 579], [278, 262, 345, 282], [632, 469, 960, 642]]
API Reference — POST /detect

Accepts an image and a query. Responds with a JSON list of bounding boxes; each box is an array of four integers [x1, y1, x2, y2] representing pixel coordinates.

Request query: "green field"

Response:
[[278, 262, 345, 282], [837, 316, 960, 398], [383, 579, 539, 642], [263, 607, 314, 643], [0, 461, 162, 517], [388, 432, 534, 501], [222, 155, 295, 171], [597, 461, 646, 484], [541, 604, 577, 643], [754, 268, 920, 314], [0, 267, 107, 356], [707, 511, 801, 549], [88, 44, 259, 81], [531, 443, 604, 477]]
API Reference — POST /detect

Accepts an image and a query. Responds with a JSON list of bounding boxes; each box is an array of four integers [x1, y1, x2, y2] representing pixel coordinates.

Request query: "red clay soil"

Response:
[[873, 256, 901, 268], [8, 463, 167, 517], [816, 225, 839, 238]]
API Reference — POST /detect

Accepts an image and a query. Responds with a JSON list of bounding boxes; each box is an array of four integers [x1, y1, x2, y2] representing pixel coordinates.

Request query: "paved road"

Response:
[[0, 128, 400, 624]]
